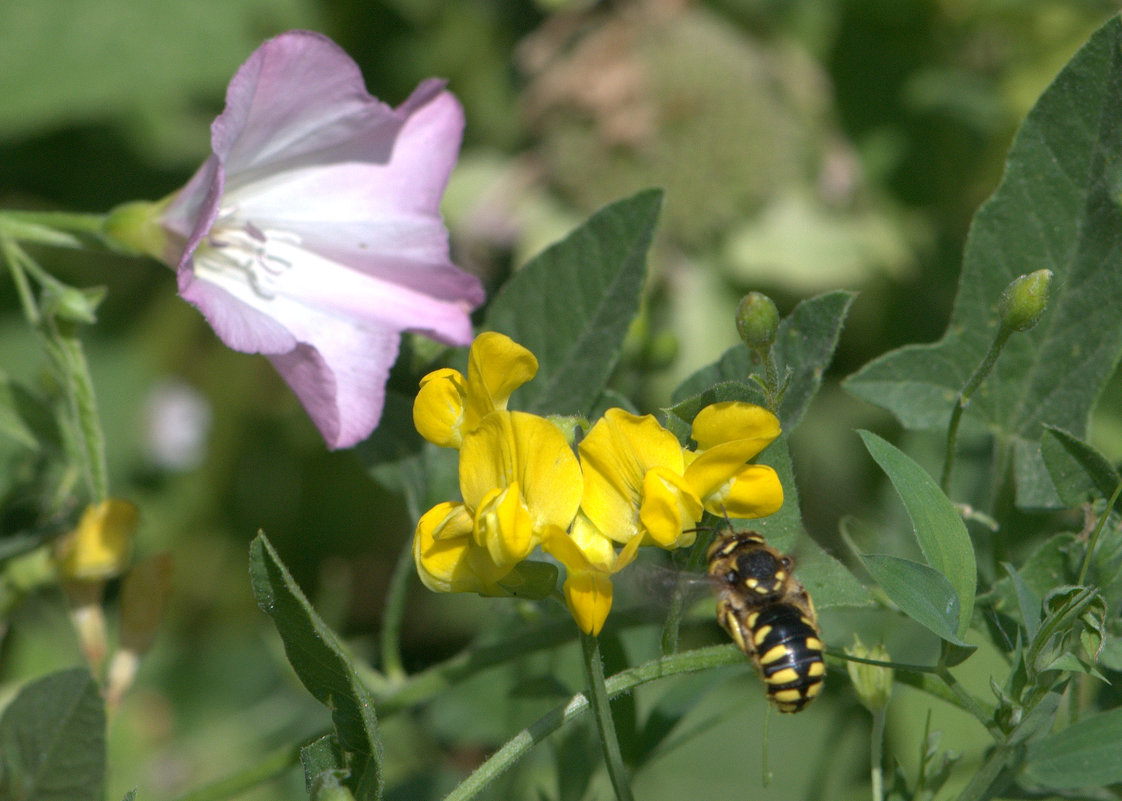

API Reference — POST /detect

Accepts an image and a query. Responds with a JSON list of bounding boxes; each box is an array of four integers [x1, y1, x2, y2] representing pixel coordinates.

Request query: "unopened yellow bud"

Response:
[[845, 636, 893, 712], [57, 499, 139, 581], [998, 269, 1052, 332], [736, 292, 780, 349]]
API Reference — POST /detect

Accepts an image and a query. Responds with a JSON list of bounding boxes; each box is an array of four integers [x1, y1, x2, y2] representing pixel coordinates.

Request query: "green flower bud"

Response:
[[845, 636, 893, 712], [998, 269, 1052, 332], [42, 285, 106, 325], [102, 198, 175, 263], [736, 292, 780, 349]]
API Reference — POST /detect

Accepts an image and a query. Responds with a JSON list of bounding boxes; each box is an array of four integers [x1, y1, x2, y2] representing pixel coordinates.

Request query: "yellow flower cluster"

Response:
[[412, 332, 784, 636]]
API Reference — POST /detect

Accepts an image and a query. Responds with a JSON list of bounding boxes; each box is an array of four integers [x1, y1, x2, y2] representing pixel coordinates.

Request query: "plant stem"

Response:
[[444, 644, 741, 801], [379, 538, 414, 683], [1076, 480, 1122, 585], [0, 209, 110, 248], [941, 327, 1013, 493], [660, 531, 711, 654], [580, 632, 635, 801], [870, 708, 886, 801]]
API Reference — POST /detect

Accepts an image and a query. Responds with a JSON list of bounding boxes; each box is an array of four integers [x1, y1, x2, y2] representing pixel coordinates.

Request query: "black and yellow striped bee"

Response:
[[707, 529, 825, 713]]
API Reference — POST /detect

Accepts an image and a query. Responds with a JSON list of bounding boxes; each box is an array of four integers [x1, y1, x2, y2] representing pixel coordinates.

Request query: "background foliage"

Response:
[[3, 1, 1122, 800]]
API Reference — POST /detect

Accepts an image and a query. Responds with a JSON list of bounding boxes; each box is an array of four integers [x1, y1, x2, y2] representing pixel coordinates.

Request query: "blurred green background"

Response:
[[2, 0, 1121, 799]]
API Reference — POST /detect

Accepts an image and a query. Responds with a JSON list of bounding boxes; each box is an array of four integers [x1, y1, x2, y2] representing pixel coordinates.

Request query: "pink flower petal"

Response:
[[159, 31, 484, 449]]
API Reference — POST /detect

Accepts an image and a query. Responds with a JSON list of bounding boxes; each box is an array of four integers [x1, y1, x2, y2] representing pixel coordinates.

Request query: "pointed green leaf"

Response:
[[0, 668, 105, 801], [862, 554, 970, 647], [1002, 562, 1042, 640], [485, 189, 662, 416], [859, 431, 976, 637], [249, 534, 383, 800], [1023, 706, 1122, 789], [673, 290, 857, 430], [1041, 426, 1121, 506], [845, 17, 1122, 507]]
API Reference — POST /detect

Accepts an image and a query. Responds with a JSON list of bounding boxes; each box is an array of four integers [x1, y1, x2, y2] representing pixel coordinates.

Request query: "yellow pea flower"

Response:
[[541, 519, 641, 636], [460, 410, 583, 569], [413, 332, 539, 448], [684, 402, 784, 518], [412, 501, 512, 594], [577, 409, 703, 550], [56, 499, 139, 582]]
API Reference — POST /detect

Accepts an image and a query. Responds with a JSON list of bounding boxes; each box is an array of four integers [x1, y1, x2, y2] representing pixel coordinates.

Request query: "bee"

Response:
[[707, 529, 825, 713]]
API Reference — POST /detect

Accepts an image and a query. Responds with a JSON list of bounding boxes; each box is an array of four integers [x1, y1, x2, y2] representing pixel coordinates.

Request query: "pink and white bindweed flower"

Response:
[[144, 31, 483, 449]]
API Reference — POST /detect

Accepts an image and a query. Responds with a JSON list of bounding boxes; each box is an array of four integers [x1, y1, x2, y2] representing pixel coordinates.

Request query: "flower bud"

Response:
[[998, 269, 1052, 332], [736, 292, 780, 349], [56, 499, 139, 582], [42, 285, 106, 325], [102, 199, 175, 263], [845, 636, 893, 712]]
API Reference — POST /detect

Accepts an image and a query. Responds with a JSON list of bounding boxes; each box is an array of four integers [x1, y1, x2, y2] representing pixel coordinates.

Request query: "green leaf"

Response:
[[484, 189, 662, 416], [1041, 426, 1121, 506], [249, 534, 383, 800], [844, 17, 1122, 507], [121, 791, 137, 801], [862, 555, 970, 647], [1022, 706, 1122, 789], [0, 668, 105, 801], [672, 290, 857, 430], [860, 431, 976, 637], [1002, 562, 1042, 640]]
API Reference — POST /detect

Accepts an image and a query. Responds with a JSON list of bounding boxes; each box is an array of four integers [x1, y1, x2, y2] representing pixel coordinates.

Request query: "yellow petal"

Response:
[[578, 408, 684, 544], [413, 368, 467, 448], [563, 569, 614, 636], [474, 483, 536, 568], [460, 411, 582, 531], [705, 464, 784, 518], [691, 402, 780, 454], [463, 332, 539, 430], [638, 467, 703, 548], [685, 439, 778, 501], [57, 499, 138, 581], [414, 502, 506, 593], [541, 523, 592, 571]]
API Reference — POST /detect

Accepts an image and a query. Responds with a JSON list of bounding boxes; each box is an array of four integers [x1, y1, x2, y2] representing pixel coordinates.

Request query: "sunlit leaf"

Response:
[[486, 189, 662, 417], [845, 17, 1122, 508], [860, 431, 976, 637], [672, 290, 857, 430], [862, 554, 970, 647], [249, 534, 383, 800]]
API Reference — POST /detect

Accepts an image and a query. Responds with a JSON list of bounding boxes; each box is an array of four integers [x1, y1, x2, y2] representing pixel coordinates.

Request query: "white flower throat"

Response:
[[200, 207, 302, 300]]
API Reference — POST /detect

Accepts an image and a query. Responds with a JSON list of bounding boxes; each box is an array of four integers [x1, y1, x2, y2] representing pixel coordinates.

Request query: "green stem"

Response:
[[1076, 480, 1122, 585], [379, 538, 415, 683], [2, 238, 42, 326], [870, 707, 886, 801], [952, 742, 1013, 801], [936, 665, 1001, 739], [580, 632, 634, 801], [444, 644, 741, 801], [941, 327, 1013, 493], [0, 209, 110, 249], [43, 320, 109, 501], [660, 531, 711, 654]]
